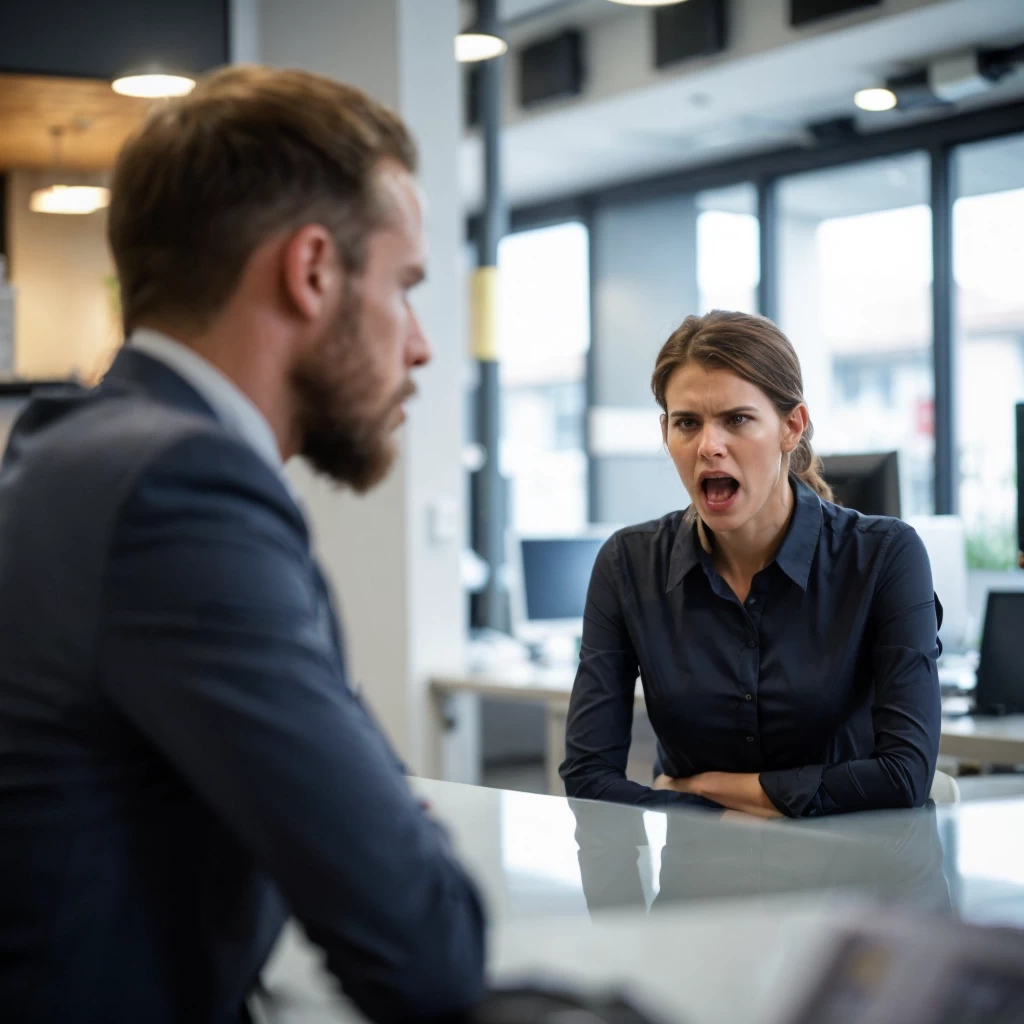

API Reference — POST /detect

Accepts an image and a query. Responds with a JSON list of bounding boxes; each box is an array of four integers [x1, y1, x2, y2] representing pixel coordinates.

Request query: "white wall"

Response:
[[465, 0, 1024, 208], [6, 170, 119, 381], [253, 0, 466, 773]]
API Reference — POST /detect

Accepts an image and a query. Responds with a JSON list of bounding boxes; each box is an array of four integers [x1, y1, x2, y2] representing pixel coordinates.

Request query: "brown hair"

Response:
[[107, 65, 417, 334], [651, 309, 833, 505]]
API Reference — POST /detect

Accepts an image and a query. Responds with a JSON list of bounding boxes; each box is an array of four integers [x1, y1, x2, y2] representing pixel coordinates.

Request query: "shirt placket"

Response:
[[739, 576, 770, 769]]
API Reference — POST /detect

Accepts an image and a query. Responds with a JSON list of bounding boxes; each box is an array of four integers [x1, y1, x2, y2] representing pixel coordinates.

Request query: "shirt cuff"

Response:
[[758, 765, 825, 818]]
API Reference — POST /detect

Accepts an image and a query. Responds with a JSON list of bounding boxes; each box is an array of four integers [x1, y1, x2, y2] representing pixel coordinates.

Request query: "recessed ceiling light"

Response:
[[111, 73, 196, 98], [455, 31, 508, 63], [29, 185, 111, 215], [606, 1, 691, 6], [854, 87, 898, 112]]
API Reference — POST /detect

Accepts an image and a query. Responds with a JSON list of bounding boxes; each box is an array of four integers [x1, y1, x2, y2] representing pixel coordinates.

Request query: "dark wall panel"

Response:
[[790, 0, 882, 27], [0, 1, 229, 79]]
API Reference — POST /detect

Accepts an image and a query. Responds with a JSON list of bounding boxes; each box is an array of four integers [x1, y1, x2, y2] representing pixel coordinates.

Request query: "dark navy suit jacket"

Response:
[[0, 348, 485, 1023]]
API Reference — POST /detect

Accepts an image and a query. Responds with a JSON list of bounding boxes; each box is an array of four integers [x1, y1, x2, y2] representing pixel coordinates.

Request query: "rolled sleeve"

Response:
[[759, 525, 942, 818]]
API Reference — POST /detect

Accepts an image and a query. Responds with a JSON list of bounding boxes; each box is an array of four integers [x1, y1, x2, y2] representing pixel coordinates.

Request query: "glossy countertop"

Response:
[[257, 780, 1024, 1023], [409, 778, 1024, 928]]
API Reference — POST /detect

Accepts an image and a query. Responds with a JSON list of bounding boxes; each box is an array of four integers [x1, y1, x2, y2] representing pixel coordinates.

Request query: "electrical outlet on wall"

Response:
[[426, 496, 460, 547]]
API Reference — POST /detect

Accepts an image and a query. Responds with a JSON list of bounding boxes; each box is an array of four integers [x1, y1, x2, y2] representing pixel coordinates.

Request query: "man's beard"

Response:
[[291, 300, 413, 493]]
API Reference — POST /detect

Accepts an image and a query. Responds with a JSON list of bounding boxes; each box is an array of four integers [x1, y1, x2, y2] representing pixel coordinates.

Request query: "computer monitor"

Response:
[[906, 516, 970, 653], [974, 591, 1024, 715], [1016, 403, 1023, 569], [507, 528, 614, 644], [819, 451, 901, 518], [0, 397, 23, 455]]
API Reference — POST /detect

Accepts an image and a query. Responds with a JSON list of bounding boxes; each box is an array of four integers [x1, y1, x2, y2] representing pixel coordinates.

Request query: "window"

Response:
[[498, 221, 590, 532], [696, 184, 759, 315], [953, 133, 1024, 571], [777, 154, 934, 516]]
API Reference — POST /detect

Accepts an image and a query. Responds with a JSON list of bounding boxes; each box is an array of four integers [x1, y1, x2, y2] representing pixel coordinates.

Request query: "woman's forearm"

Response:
[[656, 772, 784, 819]]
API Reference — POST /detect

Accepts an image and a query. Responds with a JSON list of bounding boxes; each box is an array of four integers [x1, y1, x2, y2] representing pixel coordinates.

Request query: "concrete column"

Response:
[[245, 0, 465, 774], [778, 214, 833, 451], [590, 193, 699, 525]]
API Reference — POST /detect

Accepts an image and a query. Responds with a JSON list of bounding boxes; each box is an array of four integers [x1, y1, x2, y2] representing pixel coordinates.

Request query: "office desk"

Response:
[[939, 714, 1024, 764], [431, 661, 640, 793], [431, 662, 1024, 793], [257, 779, 1024, 1023]]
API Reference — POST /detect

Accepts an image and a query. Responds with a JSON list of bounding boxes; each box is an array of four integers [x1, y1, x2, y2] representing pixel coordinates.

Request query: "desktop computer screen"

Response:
[[508, 529, 613, 643], [0, 393, 29, 456], [1016, 403, 1023, 569], [974, 591, 1024, 715], [819, 451, 901, 518], [906, 515, 970, 653]]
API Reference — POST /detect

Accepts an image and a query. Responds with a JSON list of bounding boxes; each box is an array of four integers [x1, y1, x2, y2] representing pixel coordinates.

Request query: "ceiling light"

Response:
[[27, 127, 110, 215], [605, 1, 691, 6], [854, 87, 898, 112], [29, 185, 110, 215], [456, 31, 508, 63], [457, 0, 506, 63], [111, 73, 196, 98]]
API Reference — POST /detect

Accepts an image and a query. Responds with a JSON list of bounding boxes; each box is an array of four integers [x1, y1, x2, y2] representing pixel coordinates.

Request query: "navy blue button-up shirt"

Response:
[[560, 479, 942, 818]]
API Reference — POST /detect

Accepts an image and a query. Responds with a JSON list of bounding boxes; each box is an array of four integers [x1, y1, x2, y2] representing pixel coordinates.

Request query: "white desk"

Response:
[[256, 779, 1024, 1023], [431, 661, 1024, 794], [431, 661, 641, 793], [939, 714, 1024, 764]]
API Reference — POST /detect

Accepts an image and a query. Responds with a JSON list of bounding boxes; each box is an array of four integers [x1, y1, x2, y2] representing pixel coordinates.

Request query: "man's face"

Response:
[[292, 164, 431, 491]]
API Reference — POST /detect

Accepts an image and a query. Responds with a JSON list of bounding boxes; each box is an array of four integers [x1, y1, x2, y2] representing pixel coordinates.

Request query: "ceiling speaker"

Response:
[[790, 0, 883, 27], [654, 0, 728, 69]]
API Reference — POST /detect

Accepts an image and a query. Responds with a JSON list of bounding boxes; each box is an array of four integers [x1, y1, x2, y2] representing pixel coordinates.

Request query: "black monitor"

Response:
[[1016, 403, 1023, 570], [819, 451, 901, 518], [974, 592, 1024, 715]]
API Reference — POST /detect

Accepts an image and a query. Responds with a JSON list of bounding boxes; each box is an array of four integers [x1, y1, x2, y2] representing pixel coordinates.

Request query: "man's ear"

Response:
[[281, 224, 342, 322], [660, 413, 668, 445]]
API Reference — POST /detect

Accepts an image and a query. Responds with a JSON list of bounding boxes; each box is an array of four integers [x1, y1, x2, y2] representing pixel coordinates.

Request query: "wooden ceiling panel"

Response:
[[0, 74, 150, 171]]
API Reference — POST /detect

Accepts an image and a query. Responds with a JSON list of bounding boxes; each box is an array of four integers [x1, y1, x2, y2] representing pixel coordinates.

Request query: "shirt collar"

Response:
[[128, 328, 285, 478], [665, 478, 823, 592]]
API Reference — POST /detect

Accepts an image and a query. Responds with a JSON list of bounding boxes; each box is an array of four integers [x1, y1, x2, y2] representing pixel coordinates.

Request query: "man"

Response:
[[0, 66, 485, 1023]]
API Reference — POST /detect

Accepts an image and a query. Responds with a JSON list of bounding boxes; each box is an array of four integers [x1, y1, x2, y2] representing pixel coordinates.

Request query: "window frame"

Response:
[[467, 98, 1024, 526]]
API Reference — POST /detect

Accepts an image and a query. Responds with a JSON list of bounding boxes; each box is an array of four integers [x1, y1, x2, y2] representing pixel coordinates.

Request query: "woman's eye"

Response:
[[730, 415, 748, 426]]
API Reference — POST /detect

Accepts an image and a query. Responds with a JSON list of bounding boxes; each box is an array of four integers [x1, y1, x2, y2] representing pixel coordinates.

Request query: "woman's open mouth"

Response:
[[701, 474, 740, 512]]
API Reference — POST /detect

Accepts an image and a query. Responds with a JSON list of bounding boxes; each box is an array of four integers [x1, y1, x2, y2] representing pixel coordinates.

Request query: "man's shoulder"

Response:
[[5, 385, 299, 529], [11, 383, 216, 469]]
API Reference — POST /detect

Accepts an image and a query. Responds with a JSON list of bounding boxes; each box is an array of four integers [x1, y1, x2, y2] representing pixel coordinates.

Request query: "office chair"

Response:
[[929, 769, 961, 805]]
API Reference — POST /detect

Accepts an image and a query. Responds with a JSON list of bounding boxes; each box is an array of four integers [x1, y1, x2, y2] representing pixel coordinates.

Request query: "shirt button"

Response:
[[746, 736, 755, 743], [747, 639, 757, 649], [746, 597, 756, 606], [745, 693, 752, 701]]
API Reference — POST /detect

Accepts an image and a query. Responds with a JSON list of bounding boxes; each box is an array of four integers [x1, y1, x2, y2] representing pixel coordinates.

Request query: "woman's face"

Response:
[[662, 362, 805, 532]]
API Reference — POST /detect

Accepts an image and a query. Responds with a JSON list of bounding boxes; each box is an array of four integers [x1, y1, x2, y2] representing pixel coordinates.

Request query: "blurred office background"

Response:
[[1, 0, 1023, 794]]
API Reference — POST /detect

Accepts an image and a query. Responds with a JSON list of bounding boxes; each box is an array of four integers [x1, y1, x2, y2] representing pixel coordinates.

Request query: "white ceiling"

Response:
[[461, 0, 1024, 212]]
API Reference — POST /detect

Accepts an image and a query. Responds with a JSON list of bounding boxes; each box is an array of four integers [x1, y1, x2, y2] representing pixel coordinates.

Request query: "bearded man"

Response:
[[0, 65, 484, 1024]]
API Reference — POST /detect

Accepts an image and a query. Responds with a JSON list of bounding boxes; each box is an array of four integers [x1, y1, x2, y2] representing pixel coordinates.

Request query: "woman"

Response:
[[560, 311, 941, 818]]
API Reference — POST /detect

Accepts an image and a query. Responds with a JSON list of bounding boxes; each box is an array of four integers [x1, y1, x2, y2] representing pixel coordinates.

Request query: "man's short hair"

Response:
[[107, 65, 418, 334]]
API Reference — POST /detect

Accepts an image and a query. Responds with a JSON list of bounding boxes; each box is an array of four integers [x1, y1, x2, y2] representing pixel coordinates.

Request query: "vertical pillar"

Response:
[[931, 144, 957, 515], [469, 0, 508, 632]]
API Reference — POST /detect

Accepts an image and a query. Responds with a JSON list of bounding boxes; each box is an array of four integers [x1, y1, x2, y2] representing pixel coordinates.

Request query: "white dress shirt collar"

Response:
[[129, 328, 285, 479]]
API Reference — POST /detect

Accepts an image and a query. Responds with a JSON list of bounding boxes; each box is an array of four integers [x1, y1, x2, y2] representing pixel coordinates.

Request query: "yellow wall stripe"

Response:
[[470, 266, 500, 362]]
